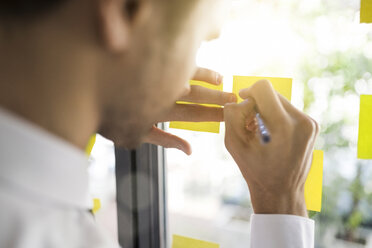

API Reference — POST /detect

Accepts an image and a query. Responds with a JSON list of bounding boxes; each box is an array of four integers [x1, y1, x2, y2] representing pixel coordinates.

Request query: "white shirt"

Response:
[[0, 108, 314, 248]]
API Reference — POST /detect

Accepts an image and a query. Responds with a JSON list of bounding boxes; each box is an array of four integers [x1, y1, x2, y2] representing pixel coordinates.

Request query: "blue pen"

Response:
[[255, 112, 271, 144]]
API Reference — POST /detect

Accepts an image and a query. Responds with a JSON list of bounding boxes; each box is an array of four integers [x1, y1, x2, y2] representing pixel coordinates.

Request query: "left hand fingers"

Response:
[[158, 104, 224, 122], [178, 85, 237, 106], [144, 126, 192, 155], [192, 67, 223, 85]]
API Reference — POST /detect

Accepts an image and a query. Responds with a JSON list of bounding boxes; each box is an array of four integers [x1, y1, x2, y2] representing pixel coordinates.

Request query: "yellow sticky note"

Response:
[[92, 198, 101, 215], [169, 80, 223, 133], [172, 235, 219, 248], [358, 95, 372, 159], [85, 134, 96, 156], [304, 150, 324, 212], [361, 0, 372, 23], [233, 76, 292, 102]]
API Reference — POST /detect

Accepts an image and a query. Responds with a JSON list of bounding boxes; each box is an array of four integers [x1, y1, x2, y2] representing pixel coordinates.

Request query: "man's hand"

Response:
[[224, 80, 319, 217], [144, 68, 237, 155]]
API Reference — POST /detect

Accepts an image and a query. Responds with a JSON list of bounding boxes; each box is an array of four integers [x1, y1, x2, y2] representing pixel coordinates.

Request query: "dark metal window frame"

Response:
[[115, 133, 167, 248]]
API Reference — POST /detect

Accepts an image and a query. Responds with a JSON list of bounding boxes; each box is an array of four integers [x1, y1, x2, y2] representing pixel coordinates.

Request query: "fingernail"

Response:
[[188, 146, 192, 155]]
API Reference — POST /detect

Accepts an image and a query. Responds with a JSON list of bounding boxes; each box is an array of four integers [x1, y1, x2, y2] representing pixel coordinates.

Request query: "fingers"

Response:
[[144, 126, 192, 155], [192, 67, 223, 85], [159, 104, 224, 122], [275, 93, 304, 118], [179, 85, 237, 106], [238, 80, 289, 127], [274, 92, 320, 180], [245, 116, 258, 132], [275, 93, 320, 141], [224, 99, 256, 145], [300, 118, 320, 183]]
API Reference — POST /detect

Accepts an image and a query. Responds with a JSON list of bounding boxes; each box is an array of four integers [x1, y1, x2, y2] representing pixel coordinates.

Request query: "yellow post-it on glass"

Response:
[[304, 150, 324, 212], [172, 235, 219, 248], [169, 80, 223, 134], [358, 95, 372, 159], [92, 198, 101, 215], [233, 76, 292, 103], [85, 134, 96, 156], [361, 0, 372, 23]]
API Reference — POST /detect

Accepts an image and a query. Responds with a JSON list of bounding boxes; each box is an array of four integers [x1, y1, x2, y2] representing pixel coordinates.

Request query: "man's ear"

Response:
[[97, 0, 148, 53]]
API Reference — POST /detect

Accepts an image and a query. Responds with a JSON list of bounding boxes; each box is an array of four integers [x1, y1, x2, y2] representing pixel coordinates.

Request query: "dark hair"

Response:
[[0, 0, 67, 20], [0, 0, 140, 22]]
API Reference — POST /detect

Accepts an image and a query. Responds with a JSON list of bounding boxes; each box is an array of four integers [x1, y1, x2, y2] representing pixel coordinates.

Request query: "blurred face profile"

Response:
[[97, 0, 226, 148], [0, 0, 226, 149]]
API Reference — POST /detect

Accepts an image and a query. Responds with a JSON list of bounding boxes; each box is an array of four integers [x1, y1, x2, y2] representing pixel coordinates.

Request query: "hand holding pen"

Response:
[[223, 80, 319, 218]]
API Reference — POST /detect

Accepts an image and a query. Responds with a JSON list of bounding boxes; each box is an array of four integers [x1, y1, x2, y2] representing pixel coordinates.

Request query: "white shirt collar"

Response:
[[0, 107, 91, 209]]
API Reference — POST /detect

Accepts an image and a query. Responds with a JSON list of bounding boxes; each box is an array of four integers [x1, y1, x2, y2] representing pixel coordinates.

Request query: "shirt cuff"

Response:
[[250, 214, 314, 248]]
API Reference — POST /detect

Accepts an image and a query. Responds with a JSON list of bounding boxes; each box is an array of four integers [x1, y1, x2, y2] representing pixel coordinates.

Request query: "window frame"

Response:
[[115, 125, 167, 248]]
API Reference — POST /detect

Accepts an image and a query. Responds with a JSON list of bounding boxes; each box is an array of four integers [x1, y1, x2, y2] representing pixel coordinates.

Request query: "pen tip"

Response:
[[263, 135, 271, 143]]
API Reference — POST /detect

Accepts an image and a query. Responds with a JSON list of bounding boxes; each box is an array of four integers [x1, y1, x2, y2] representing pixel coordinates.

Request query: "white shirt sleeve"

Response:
[[250, 214, 314, 248]]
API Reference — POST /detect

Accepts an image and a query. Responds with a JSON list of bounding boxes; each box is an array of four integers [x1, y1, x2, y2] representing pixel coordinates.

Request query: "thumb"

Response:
[[144, 126, 192, 155]]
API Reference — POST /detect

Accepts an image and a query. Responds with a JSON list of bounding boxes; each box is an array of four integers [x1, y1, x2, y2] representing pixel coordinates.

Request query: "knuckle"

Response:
[[165, 143, 173, 149], [249, 79, 275, 98], [253, 79, 272, 91], [217, 91, 226, 103], [312, 118, 320, 136], [296, 115, 316, 138], [257, 79, 272, 87], [202, 68, 214, 77], [224, 102, 238, 111]]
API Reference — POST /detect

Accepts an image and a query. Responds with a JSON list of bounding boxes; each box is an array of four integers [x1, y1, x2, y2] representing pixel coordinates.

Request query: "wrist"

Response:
[[250, 186, 308, 218]]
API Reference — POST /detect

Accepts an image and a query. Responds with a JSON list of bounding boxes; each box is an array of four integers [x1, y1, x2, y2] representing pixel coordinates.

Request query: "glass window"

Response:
[[166, 0, 372, 247], [89, 135, 118, 241]]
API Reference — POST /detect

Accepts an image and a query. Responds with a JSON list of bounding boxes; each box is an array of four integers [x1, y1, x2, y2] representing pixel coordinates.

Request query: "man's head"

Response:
[[0, 0, 226, 149]]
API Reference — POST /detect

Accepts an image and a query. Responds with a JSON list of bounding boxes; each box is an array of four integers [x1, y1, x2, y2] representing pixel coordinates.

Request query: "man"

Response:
[[0, 0, 318, 247]]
